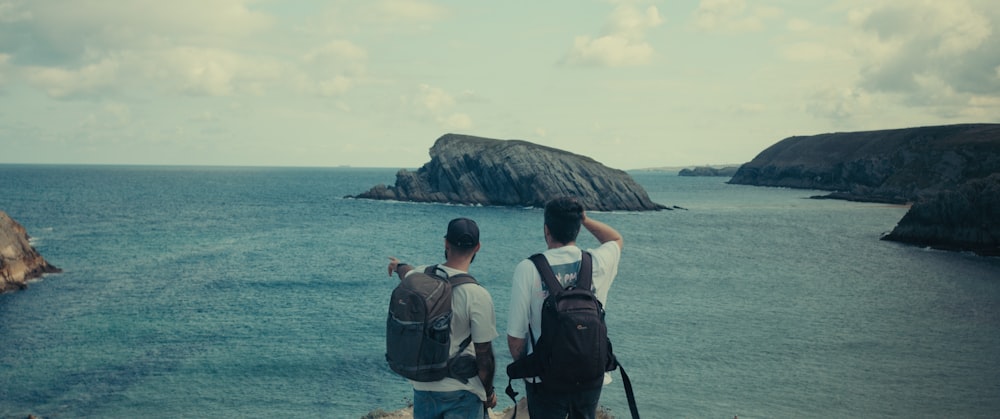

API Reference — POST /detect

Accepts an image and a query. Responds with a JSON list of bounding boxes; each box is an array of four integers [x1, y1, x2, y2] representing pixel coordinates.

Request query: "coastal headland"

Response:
[[728, 123, 1000, 256]]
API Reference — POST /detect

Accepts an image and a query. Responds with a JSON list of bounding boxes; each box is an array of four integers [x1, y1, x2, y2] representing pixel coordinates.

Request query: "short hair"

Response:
[[544, 196, 584, 244]]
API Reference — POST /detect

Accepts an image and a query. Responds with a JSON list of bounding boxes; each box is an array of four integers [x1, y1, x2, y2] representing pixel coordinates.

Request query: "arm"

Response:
[[506, 260, 533, 361], [582, 212, 623, 250], [387, 256, 412, 280], [507, 335, 526, 361], [474, 342, 497, 408]]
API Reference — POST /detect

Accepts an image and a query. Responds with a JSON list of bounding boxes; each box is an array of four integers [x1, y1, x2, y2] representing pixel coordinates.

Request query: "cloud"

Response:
[[0, 1, 31, 23], [0, 53, 10, 90], [374, 0, 448, 23], [848, 0, 1000, 116], [414, 84, 455, 113], [300, 40, 369, 97], [0, 0, 288, 100], [563, 1, 663, 67], [151, 47, 287, 96], [405, 83, 475, 131], [694, 0, 782, 32], [24, 56, 121, 98], [442, 113, 473, 131], [0, 0, 272, 63], [805, 86, 872, 122], [791, 0, 1000, 123]]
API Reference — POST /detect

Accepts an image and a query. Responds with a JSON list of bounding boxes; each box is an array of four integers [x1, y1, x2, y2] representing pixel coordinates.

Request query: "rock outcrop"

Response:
[[350, 134, 668, 211], [1, 211, 61, 293], [881, 174, 1000, 256], [678, 166, 740, 177], [728, 123, 1000, 204], [728, 123, 1000, 255]]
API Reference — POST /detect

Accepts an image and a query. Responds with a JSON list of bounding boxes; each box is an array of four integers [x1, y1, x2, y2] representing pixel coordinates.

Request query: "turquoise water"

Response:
[[1, 165, 998, 418]]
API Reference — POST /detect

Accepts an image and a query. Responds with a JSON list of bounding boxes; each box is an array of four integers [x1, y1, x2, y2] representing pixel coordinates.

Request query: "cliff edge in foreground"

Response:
[[350, 134, 668, 211], [1, 211, 61, 293]]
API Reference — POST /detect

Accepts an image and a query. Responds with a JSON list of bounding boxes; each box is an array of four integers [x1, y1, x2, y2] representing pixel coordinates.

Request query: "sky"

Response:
[[1, 0, 998, 170]]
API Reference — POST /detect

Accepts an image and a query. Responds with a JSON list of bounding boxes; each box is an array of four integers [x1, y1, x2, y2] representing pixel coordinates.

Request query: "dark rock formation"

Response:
[[728, 123, 1000, 204], [729, 123, 1000, 255], [678, 166, 740, 177], [1, 211, 61, 293], [881, 174, 1000, 256], [350, 134, 668, 211]]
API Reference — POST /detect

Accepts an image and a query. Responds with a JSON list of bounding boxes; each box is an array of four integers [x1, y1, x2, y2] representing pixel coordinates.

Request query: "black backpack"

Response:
[[386, 265, 479, 382], [505, 252, 639, 418]]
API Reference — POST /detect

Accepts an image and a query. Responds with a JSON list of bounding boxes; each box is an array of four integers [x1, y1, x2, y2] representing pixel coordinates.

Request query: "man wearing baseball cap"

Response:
[[388, 217, 499, 418]]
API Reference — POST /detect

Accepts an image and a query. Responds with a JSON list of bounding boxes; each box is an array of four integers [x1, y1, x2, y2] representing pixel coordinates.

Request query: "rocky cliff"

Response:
[[881, 174, 1000, 256], [1, 211, 61, 293], [728, 123, 1000, 204], [351, 134, 668, 211], [728, 123, 1000, 255]]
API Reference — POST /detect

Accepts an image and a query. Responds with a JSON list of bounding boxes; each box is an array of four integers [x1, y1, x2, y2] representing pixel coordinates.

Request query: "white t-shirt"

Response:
[[506, 241, 621, 354], [408, 264, 499, 401]]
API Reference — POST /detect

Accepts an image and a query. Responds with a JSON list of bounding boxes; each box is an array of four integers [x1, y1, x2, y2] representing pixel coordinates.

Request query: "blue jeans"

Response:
[[413, 389, 484, 419], [526, 382, 602, 419]]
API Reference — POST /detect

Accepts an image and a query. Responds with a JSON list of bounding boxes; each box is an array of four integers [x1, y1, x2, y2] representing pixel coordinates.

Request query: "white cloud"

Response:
[[145, 47, 285, 97], [441, 113, 472, 131], [566, 34, 655, 67], [318, 76, 354, 97], [786, 18, 813, 32], [0, 1, 31, 23], [415, 84, 455, 113], [374, 0, 448, 23], [781, 42, 851, 63], [302, 40, 368, 74], [24, 0, 272, 50], [25, 57, 121, 98], [847, 0, 1000, 115], [694, 0, 782, 32], [404, 83, 474, 131], [300, 40, 368, 97], [1, 0, 282, 99], [563, 1, 662, 67], [805, 86, 872, 122], [0, 53, 10, 89]]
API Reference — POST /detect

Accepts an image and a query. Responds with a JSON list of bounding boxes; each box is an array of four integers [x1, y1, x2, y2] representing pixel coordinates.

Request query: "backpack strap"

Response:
[[528, 254, 564, 296], [619, 363, 640, 419], [423, 264, 478, 382], [577, 251, 593, 291], [528, 251, 593, 294], [426, 265, 479, 287], [525, 251, 594, 349]]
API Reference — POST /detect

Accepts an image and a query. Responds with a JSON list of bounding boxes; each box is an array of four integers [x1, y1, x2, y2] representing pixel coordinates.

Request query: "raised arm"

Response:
[[582, 212, 623, 250]]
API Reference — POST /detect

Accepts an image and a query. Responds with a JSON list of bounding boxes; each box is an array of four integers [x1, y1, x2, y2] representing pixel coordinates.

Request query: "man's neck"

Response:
[[443, 259, 471, 271], [547, 241, 576, 250]]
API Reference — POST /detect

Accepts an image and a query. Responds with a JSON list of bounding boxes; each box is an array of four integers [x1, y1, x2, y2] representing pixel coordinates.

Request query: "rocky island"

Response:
[[678, 166, 740, 177], [350, 134, 668, 211], [729, 123, 1000, 256], [1, 211, 61, 293]]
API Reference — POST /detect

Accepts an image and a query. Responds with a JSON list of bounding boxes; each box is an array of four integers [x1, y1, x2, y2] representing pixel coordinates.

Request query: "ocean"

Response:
[[1, 165, 998, 419]]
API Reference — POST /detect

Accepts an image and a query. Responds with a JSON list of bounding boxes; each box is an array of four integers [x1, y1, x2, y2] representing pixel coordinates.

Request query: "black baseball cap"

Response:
[[445, 218, 480, 248]]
